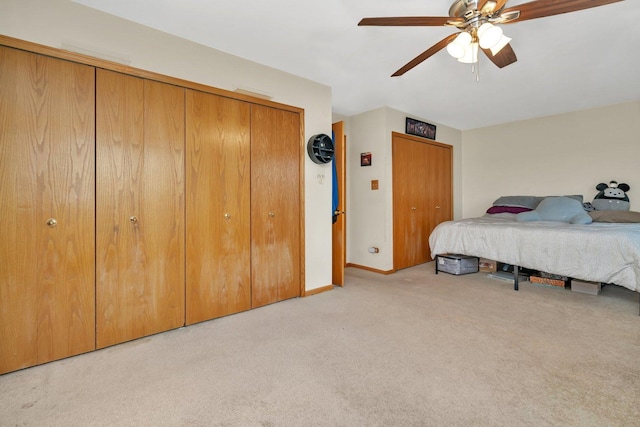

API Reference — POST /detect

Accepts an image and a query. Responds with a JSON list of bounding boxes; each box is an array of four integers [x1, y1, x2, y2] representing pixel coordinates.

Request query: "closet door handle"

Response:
[[435, 206, 441, 209], [129, 216, 138, 224], [46, 218, 57, 227], [224, 213, 231, 219], [268, 212, 276, 217], [411, 207, 417, 211]]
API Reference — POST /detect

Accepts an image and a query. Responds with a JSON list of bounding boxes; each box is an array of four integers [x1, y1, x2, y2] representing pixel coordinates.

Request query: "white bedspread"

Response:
[[429, 214, 640, 292]]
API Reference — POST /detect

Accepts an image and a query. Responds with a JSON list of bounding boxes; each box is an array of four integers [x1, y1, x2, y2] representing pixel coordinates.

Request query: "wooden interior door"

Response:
[[331, 121, 346, 287], [0, 47, 96, 374], [96, 70, 185, 348], [392, 133, 429, 270], [186, 90, 251, 324], [250, 104, 301, 308]]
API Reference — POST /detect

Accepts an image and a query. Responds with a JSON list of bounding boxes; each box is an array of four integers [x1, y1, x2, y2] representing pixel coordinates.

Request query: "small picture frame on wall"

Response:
[[406, 117, 436, 140], [360, 152, 372, 167]]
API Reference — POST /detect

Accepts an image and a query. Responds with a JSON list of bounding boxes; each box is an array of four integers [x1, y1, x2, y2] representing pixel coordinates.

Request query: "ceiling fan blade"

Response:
[[358, 17, 463, 26], [482, 44, 518, 68], [501, 0, 624, 23], [392, 33, 459, 77]]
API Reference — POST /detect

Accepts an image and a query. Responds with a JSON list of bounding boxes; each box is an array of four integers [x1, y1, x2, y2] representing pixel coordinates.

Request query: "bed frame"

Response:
[[429, 214, 640, 315]]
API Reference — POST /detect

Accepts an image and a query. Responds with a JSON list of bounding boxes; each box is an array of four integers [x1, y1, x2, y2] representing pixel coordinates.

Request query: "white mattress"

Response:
[[429, 214, 640, 292]]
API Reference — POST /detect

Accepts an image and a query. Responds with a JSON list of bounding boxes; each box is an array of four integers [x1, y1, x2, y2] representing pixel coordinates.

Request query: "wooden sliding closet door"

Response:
[[186, 91, 251, 324], [426, 143, 452, 234], [96, 70, 185, 348], [250, 105, 301, 308], [393, 133, 430, 270], [0, 46, 96, 374], [392, 132, 452, 270]]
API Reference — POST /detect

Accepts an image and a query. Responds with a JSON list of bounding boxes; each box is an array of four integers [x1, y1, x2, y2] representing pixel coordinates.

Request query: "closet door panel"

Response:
[[141, 78, 185, 331], [96, 70, 185, 349], [426, 144, 453, 235], [0, 47, 95, 373], [251, 105, 301, 308], [186, 91, 251, 324], [392, 134, 429, 270]]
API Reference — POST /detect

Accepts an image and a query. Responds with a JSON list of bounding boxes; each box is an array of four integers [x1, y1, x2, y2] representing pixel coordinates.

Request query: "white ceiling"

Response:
[[74, 0, 640, 130]]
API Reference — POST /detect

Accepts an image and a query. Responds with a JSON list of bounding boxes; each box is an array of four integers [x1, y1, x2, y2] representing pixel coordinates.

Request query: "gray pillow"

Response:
[[492, 196, 544, 209], [493, 194, 583, 209], [516, 196, 593, 224], [563, 194, 583, 203]]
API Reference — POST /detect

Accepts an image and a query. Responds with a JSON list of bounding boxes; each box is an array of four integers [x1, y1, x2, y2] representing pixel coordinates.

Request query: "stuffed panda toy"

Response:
[[592, 180, 631, 211]]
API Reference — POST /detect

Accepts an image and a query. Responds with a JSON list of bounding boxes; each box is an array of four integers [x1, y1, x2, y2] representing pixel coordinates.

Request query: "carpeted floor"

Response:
[[1, 262, 639, 426]]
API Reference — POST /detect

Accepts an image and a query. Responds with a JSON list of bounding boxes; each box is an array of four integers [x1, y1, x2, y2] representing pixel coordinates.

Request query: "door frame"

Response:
[[332, 121, 346, 286]]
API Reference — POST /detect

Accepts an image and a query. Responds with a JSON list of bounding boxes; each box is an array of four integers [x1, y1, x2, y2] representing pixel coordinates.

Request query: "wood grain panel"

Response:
[[96, 70, 185, 349], [251, 105, 301, 308], [427, 144, 453, 242], [186, 90, 251, 324], [0, 46, 95, 374], [392, 133, 429, 270], [393, 132, 452, 269]]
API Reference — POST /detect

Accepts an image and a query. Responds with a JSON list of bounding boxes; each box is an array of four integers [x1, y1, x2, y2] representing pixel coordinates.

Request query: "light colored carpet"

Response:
[[1, 263, 639, 426]]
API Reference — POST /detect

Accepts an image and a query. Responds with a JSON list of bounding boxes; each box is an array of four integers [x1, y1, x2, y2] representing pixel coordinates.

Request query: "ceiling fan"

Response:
[[358, 0, 624, 77]]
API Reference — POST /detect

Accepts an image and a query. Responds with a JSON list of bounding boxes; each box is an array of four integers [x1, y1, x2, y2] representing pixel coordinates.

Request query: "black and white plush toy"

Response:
[[592, 180, 631, 211]]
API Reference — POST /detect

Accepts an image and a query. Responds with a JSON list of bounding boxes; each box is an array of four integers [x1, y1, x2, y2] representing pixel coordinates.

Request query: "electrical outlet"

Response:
[[371, 179, 379, 190]]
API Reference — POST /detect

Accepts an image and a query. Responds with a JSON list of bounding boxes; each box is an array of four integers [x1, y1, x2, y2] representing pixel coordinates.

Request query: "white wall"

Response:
[[344, 107, 462, 271], [462, 101, 640, 218], [347, 108, 391, 270], [0, 0, 333, 291]]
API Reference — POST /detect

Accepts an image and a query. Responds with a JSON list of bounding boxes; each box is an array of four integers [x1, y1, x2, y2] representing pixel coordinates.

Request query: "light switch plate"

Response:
[[371, 180, 379, 190]]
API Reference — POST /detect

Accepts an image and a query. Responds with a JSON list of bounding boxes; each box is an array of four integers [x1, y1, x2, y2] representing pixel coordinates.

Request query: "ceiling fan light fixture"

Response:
[[457, 41, 478, 64], [489, 34, 511, 55], [446, 42, 466, 59], [477, 22, 503, 49], [446, 31, 472, 59], [358, 0, 625, 77]]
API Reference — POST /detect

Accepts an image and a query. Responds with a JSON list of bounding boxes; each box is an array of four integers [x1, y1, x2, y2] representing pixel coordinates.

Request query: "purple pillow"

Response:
[[486, 206, 533, 214]]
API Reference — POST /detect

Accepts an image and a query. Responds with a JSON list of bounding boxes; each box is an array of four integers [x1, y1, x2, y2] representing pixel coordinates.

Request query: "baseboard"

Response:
[[303, 284, 333, 297], [346, 263, 395, 275]]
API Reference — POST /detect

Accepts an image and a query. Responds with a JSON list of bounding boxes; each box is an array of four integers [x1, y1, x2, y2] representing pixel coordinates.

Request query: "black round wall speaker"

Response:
[[307, 133, 335, 164]]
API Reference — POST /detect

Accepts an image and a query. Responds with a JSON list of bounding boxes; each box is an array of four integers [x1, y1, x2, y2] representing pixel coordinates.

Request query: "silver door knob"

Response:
[[46, 218, 57, 227]]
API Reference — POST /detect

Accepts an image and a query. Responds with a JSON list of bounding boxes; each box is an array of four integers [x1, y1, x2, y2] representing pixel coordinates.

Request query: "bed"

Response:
[[429, 200, 640, 296]]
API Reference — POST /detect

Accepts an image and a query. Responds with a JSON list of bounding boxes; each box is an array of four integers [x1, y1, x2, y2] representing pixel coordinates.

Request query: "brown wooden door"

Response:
[[392, 133, 429, 270], [250, 105, 301, 308], [0, 47, 96, 374], [332, 121, 346, 287], [393, 132, 452, 269], [96, 70, 185, 349], [185, 90, 251, 324], [426, 143, 453, 243]]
